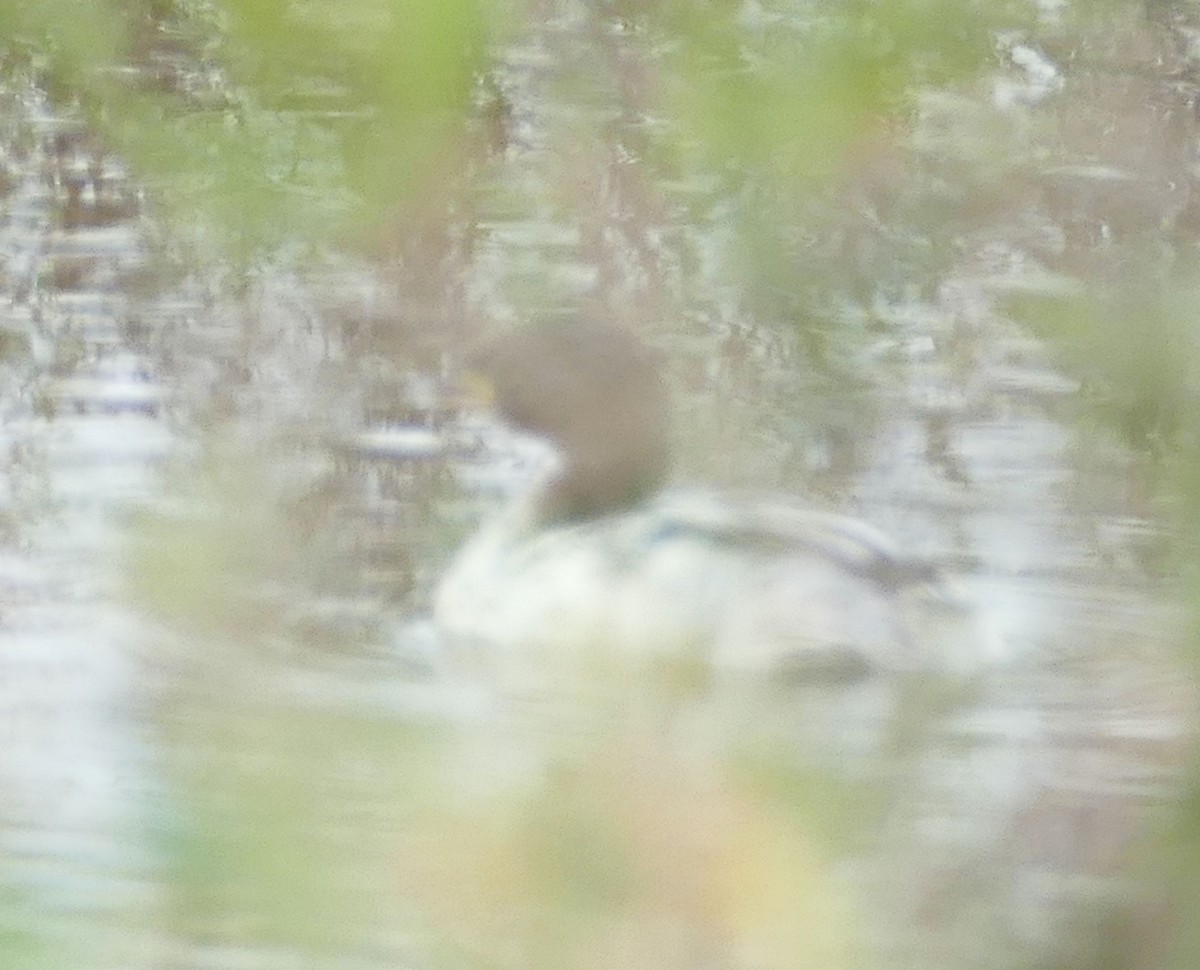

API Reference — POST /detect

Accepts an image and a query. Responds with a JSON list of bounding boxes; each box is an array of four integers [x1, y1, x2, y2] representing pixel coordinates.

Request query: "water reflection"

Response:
[[0, 4, 1195, 970], [0, 75, 169, 969]]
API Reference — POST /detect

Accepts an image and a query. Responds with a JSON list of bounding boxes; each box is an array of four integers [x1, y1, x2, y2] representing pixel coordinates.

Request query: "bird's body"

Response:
[[434, 319, 990, 682], [437, 481, 938, 676]]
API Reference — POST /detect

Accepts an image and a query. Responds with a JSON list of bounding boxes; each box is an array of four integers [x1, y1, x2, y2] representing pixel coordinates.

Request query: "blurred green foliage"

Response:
[[0, 0, 1020, 262], [6, 1, 1200, 968], [0, 0, 498, 257], [128, 440, 309, 639], [661, 0, 1004, 186], [163, 699, 446, 954]]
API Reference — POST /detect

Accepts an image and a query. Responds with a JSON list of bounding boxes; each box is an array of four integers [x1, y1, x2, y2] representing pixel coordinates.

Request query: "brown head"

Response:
[[469, 319, 672, 522]]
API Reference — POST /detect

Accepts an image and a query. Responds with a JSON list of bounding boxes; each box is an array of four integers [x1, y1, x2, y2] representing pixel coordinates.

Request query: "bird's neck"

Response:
[[532, 444, 671, 526]]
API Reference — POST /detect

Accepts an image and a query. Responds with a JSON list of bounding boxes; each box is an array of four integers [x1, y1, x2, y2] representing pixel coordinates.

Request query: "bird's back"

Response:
[[434, 484, 970, 680]]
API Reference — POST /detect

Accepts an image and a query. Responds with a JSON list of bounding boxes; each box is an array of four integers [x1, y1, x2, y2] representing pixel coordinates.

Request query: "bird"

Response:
[[433, 318, 990, 685]]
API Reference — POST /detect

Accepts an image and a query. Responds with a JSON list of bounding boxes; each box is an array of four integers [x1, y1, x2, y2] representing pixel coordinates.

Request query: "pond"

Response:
[[0, 3, 1195, 969]]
